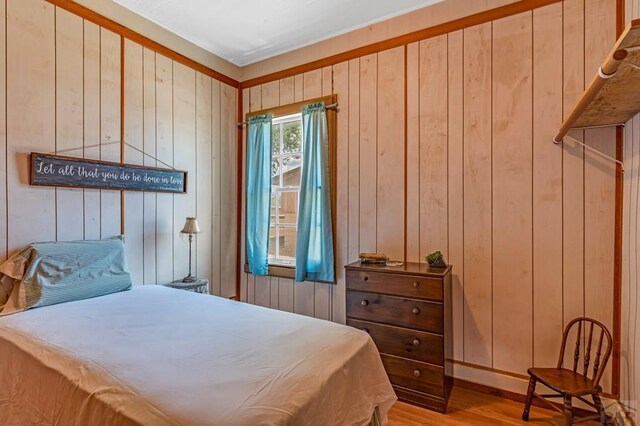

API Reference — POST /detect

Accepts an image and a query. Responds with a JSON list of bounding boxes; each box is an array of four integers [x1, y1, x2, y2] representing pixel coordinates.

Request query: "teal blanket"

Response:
[[0, 236, 132, 316]]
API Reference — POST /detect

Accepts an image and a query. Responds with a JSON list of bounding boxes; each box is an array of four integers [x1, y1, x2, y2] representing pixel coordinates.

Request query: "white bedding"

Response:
[[0, 286, 396, 426]]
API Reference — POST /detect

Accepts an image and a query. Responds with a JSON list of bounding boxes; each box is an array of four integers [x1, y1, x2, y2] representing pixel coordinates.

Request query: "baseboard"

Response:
[[451, 359, 627, 421], [610, 400, 634, 426], [453, 378, 594, 418]]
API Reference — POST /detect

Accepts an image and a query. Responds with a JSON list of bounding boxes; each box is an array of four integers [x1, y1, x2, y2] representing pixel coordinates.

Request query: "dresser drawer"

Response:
[[346, 291, 443, 333], [347, 318, 444, 365], [346, 269, 442, 301], [381, 354, 444, 397]]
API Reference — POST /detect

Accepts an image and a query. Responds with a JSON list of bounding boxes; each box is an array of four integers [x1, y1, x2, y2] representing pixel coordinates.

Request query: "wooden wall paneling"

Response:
[[6, 0, 56, 254], [447, 30, 464, 362], [406, 42, 420, 264], [261, 81, 279, 109], [377, 46, 405, 262], [276, 77, 295, 312], [583, 0, 617, 393], [269, 277, 278, 309], [347, 58, 361, 265], [172, 63, 197, 282], [55, 7, 84, 242], [562, 0, 585, 335], [211, 79, 222, 296], [278, 277, 294, 313], [239, 87, 249, 302], [254, 81, 277, 308], [418, 37, 448, 259], [123, 39, 144, 285], [196, 72, 212, 288], [632, 112, 639, 412], [0, 0, 5, 260], [83, 21, 101, 241], [631, 114, 640, 414], [279, 77, 295, 105], [303, 69, 322, 99], [532, 3, 564, 368], [332, 60, 349, 323], [624, 113, 639, 413], [249, 86, 261, 113], [621, 114, 635, 410], [491, 11, 534, 374], [155, 54, 174, 285], [294, 74, 304, 102], [142, 48, 157, 285], [489, 8, 536, 375], [99, 28, 121, 239], [462, 22, 493, 368], [359, 54, 378, 254], [322, 66, 332, 97], [220, 83, 237, 298], [583, 126, 616, 394], [55, 8, 84, 240]]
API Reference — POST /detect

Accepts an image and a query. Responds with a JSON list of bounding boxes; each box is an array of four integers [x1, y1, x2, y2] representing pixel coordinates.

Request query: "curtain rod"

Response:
[[237, 102, 339, 127]]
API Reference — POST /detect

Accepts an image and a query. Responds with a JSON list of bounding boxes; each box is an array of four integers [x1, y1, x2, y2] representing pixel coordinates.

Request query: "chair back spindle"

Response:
[[572, 321, 581, 373], [557, 317, 612, 386], [583, 322, 594, 376], [592, 329, 605, 380]]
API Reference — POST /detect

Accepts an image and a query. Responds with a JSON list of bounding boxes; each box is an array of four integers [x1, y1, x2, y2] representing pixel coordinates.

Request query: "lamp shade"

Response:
[[180, 217, 201, 234]]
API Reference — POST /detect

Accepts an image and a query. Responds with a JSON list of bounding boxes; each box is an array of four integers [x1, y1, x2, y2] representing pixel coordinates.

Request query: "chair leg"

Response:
[[563, 395, 573, 426], [592, 393, 608, 425], [522, 376, 537, 421]]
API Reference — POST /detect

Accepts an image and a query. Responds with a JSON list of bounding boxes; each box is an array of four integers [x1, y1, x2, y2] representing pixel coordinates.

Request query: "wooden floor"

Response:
[[387, 387, 602, 425]]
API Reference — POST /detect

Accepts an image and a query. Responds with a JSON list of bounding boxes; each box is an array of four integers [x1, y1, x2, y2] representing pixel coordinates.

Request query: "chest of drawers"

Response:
[[345, 261, 452, 413]]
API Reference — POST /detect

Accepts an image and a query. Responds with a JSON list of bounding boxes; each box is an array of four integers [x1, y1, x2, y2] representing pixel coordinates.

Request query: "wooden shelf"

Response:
[[555, 19, 640, 141]]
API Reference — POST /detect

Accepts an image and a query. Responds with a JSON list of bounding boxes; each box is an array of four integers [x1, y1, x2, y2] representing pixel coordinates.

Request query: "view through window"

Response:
[[269, 113, 302, 266]]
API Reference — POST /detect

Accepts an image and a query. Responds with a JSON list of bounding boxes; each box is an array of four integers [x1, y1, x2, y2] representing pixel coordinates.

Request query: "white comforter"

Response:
[[0, 286, 396, 426]]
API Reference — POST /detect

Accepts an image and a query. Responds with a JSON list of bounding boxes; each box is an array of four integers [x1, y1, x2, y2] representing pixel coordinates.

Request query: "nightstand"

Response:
[[167, 278, 209, 294]]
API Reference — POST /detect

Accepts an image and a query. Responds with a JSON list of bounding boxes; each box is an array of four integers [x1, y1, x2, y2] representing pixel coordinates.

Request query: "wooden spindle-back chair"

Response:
[[522, 317, 612, 425]]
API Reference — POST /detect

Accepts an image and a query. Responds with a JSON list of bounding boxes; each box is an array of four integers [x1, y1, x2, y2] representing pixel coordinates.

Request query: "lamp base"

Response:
[[182, 275, 198, 283]]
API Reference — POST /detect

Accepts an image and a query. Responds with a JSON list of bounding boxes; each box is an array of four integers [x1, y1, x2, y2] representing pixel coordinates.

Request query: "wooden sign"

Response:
[[30, 153, 187, 193]]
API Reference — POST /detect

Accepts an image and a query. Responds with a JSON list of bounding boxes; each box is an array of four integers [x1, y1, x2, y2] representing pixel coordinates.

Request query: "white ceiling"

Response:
[[112, 0, 444, 66]]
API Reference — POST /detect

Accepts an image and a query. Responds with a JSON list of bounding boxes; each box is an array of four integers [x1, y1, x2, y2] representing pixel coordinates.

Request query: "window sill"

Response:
[[244, 263, 295, 279]]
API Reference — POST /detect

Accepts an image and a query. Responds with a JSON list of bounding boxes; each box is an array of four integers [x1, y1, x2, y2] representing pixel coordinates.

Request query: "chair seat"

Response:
[[528, 368, 602, 397]]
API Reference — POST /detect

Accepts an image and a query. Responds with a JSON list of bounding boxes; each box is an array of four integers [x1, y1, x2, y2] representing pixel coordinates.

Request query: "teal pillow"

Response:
[[20, 236, 132, 310]]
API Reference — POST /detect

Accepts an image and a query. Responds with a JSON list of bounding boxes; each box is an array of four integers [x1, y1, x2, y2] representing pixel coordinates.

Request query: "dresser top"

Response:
[[345, 261, 452, 278]]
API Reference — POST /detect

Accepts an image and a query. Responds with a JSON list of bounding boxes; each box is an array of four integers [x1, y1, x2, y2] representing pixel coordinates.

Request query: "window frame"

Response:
[[270, 113, 302, 266], [244, 95, 337, 280]]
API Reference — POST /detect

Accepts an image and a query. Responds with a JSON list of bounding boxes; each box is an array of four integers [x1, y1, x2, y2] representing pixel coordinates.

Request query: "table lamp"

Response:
[[180, 217, 201, 282]]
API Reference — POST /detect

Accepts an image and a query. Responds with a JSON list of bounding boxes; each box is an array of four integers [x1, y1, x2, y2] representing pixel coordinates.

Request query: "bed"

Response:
[[0, 285, 396, 425]]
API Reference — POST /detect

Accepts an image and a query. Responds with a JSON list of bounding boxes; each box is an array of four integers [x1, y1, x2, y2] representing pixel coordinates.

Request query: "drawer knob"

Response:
[[413, 281, 420, 288], [413, 369, 421, 378], [413, 339, 421, 347], [361, 300, 369, 307], [412, 307, 421, 315], [363, 275, 369, 281]]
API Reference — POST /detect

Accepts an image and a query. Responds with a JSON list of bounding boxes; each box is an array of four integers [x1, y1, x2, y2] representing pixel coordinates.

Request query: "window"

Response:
[[269, 113, 302, 267], [244, 94, 337, 279]]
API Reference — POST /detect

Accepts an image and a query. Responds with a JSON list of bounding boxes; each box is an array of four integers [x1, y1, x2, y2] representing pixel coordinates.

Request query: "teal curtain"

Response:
[[295, 103, 335, 283], [246, 114, 272, 276]]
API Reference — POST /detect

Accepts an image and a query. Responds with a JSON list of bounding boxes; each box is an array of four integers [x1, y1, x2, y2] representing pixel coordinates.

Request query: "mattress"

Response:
[[0, 285, 396, 426]]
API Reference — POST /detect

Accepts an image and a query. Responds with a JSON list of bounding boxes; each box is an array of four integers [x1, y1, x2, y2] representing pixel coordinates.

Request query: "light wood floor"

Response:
[[387, 387, 602, 425]]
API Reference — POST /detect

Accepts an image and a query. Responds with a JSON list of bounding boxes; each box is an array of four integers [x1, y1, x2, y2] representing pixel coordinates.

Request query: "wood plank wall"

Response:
[[622, 0, 640, 419], [0, 0, 237, 298], [240, 0, 618, 394]]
